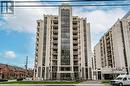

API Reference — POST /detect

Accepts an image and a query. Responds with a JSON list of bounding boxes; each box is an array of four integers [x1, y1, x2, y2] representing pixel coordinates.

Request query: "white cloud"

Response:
[[1, 2, 127, 34], [73, 7, 127, 49], [2, 6, 126, 34], [1, 0, 58, 33], [73, 8, 126, 33], [1, 3, 128, 48], [4, 51, 16, 59]]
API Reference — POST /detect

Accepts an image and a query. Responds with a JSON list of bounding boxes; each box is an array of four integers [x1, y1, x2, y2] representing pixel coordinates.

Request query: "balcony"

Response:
[[108, 57, 112, 60], [73, 40, 78, 44], [60, 67, 71, 71], [73, 30, 78, 33], [36, 35, 39, 40], [52, 59, 57, 61], [73, 56, 78, 59], [73, 25, 78, 28], [73, 35, 78, 39], [53, 29, 58, 33], [53, 37, 58, 40], [74, 67, 78, 71], [53, 24, 58, 28], [73, 52, 78, 55], [74, 61, 78, 66], [53, 40, 58, 44], [52, 63, 57, 66], [53, 51, 58, 55], [53, 22, 58, 25], [74, 58, 78, 61], [52, 61, 57, 66], [73, 46, 78, 49], [37, 25, 40, 28], [53, 56, 57, 59], [73, 34, 78, 38], [53, 35, 58, 38], [35, 58, 38, 62], [53, 45, 58, 49], [52, 66, 57, 72], [73, 18, 78, 21], [73, 19, 78, 23]]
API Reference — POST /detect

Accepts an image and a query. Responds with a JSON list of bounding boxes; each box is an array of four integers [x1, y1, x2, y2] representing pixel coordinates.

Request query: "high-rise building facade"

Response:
[[34, 4, 92, 80], [93, 11, 130, 80], [92, 43, 102, 80]]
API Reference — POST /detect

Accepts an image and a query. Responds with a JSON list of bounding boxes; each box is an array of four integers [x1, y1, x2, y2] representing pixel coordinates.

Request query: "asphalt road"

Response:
[[0, 84, 111, 86]]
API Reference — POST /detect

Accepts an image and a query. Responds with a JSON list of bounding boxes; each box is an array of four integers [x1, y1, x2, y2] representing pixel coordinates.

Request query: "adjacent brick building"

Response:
[[0, 63, 33, 80]]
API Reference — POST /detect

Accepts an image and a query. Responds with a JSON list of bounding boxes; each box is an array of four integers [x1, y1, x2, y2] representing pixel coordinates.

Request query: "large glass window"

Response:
[[83, 20, 88, 66], [42, 17, 47, 66], [61, 9, 70, 65]]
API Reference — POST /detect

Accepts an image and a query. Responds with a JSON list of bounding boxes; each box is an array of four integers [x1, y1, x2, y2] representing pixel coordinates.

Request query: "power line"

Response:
[[1, 1, 130, 7], [12, 0, 129, 3], [11, 4, 130, 7]]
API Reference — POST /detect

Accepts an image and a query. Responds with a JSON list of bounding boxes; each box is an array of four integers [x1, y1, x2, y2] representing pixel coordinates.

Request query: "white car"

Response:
[[111, 74, 130, 86]]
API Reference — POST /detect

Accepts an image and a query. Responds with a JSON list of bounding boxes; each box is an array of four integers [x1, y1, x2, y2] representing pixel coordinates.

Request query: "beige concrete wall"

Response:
[[34, 5, 92, 80], [94, 43, 101, 69]]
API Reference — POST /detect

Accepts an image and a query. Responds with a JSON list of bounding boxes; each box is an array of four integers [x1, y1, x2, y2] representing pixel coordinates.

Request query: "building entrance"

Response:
[[60, 73, 71, 80]]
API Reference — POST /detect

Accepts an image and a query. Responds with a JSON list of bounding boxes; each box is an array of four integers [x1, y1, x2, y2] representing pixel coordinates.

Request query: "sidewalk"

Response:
[[80, 80, 102, 84], [78, 80, 111, 86]]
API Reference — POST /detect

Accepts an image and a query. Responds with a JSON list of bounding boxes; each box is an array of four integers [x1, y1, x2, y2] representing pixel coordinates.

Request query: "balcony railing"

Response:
[[53, 35, 58, 38], [73, 40, 78, 44], [73, 30, 78, 33], [73, 35, 78, 38], [73, 46, 78, 49], [53, 51, 58, 55], [52, 62, 57, 66], [73, 52, 78, 55], [53, 29, 58, 32], [53, 41, 58, 44], [73, 25, 78, 28], [52, 24, 58, 28], [53, 46, 58, 49], [52, 57, 57, 60]]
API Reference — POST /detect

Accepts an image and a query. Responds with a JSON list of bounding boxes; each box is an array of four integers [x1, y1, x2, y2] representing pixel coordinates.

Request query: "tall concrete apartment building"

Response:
[[93, 11, 130, 80], [34, 4, 92, 80]]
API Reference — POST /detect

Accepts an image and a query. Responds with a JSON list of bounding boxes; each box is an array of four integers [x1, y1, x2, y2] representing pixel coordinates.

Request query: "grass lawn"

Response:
[[101, 80, 111, 84], [0, 81, 80, 84]]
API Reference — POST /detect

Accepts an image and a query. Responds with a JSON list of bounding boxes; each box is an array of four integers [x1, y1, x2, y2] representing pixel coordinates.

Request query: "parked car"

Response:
[[17, 78, 23, 81], [25, 77, 32, 80], [0, 79, 8, 82], [111, 74, 130, 86]]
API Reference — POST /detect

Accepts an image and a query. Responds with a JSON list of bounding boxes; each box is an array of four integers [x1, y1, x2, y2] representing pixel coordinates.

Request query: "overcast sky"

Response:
[[0, 0, 130, 68]]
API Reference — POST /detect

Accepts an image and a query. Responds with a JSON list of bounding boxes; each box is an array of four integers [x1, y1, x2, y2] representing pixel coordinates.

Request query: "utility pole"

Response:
[[25, 56, 28, 70], [25, 56, 28, 78]]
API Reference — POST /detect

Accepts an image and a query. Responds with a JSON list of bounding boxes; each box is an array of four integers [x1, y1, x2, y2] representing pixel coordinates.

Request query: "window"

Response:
[[123, 77, 127, 81], [37, 28, 40, 32], [116, 77, 122, 80], [61, 9, 70, 65], [37, 22, 40, 26], [60, 67, 71, 71], [128, 22, 130, 26]]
